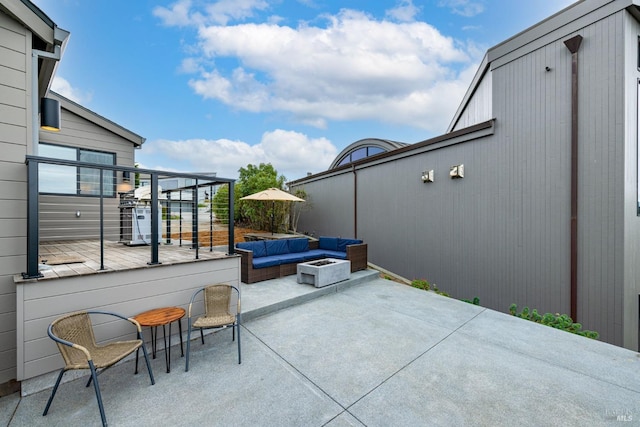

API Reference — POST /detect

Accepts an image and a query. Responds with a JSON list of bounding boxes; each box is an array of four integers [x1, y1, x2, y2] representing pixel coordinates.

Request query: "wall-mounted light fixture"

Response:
[[40, 97, 61, 131], [450, 164, 464, 179], [421, 170, 434, 183]]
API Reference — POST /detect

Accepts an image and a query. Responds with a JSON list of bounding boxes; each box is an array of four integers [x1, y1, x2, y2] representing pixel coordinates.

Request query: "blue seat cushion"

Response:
[[236, 241, 267, 258], [265, 240, 289, 256], [320, 250, 348, 260], [337, 238, 362, 252], [318, 236, 339, 251], [302, 249, 326, 261], [272, 253, 306, 264], [287, 238, 309, 253], [252, 256, 280, 269]]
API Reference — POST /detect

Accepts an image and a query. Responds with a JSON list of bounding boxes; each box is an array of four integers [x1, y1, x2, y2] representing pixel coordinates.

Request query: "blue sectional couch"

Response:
[[235, 237, 368, 283]]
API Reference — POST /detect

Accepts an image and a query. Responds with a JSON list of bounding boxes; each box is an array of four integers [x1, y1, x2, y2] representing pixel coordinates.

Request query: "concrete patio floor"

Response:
[[2, 270, 640, 426]]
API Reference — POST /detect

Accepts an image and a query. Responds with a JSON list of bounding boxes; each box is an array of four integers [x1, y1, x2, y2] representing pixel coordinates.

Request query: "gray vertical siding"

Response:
[[0, 9, 28, 384], [292, 9, 639, 348], [572, 15, 625, 345], [294, 172, 355, 238], [452, 70, 492, 132]]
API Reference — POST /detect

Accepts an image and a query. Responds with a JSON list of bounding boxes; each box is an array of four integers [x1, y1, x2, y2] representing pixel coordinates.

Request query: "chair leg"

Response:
[[140, 338, 155, 385], [200, 328, 204, 344], [237, 321, 241, 365], [89, 361, 107, 427], [236, 313, 242, 364], [185, 320, 192, 372], [43, 368, 65, 416]]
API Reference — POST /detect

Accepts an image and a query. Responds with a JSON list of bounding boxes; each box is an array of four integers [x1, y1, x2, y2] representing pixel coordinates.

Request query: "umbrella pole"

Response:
[[271, 201, 275, 234]]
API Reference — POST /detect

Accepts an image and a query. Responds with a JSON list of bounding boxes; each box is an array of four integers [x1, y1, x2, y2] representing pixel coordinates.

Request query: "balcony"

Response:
[[23, 155, 237, 279]]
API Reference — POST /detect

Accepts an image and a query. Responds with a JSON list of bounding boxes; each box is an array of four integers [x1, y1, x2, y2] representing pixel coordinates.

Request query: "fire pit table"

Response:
[[297, 258, 351, 288]]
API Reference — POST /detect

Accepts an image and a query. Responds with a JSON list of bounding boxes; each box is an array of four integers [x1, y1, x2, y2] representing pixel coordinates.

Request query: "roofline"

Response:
[[0, 0, 55, 45], [447, 0, 638, 135], [446, 53, 489, 133], [288, 120, 495, 185], [488, 0, 632, 63], [50, 91, 146, 147]]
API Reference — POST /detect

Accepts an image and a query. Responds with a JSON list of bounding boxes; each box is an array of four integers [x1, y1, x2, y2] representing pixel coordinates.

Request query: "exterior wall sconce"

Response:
[[40, 98, 61, 131], [421, 170, 434, 183], [450, 164, 464, 179]]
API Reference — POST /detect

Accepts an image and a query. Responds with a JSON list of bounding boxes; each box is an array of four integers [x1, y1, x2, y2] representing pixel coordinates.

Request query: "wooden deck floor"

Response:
[[36, 239, 231, 280]]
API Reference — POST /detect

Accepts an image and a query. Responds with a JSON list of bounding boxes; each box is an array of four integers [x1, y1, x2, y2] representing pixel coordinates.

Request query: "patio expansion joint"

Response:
[[455, 314, 640, 396], [338, 306, 490, 415], [241, 326, 357, 423]]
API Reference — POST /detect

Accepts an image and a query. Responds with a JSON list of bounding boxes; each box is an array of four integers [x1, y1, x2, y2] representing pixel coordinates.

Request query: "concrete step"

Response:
[[241, 269, 379, 322]]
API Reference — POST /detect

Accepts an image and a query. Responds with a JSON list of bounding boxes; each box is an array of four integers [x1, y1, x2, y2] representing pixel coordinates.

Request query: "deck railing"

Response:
[[24, 156, 235, 278]]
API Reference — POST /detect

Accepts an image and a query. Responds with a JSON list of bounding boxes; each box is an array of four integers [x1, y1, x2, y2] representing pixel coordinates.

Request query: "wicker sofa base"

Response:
[[237, 240, 367, 284]]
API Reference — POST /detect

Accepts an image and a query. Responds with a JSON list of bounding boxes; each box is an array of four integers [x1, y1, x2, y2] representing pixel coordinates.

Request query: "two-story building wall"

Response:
[[0, 0, 143, 393]]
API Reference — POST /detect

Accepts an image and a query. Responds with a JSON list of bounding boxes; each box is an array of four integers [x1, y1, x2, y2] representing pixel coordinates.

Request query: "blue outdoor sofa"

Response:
[[235, 237, 368, 283]]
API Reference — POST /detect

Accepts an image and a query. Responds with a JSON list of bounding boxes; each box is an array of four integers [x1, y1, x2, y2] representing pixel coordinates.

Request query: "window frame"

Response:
[[38, 142, 118, 198]]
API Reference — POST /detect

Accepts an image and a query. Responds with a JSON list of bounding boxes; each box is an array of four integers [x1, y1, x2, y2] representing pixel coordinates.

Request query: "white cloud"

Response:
[[162, 8, 477, 134], [203, 0, 270, 25], [438, 0, 485, 18], [51, 76, 93, 104], [385, 0, 421, 23], [154, 0, 269, 26], [140, 129, 336, 180]]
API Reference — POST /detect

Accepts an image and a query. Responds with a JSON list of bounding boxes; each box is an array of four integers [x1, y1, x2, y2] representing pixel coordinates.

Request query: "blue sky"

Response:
[[32, 0, 575, 181]]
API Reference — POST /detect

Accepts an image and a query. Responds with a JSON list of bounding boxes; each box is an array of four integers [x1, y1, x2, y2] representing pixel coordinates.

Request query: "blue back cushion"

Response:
[[287, 238, 309, 253], [337, 238, 362, 252], [265, 239, 290, 256], [318, 236, 339, 251], [236, 241, 267, 258]]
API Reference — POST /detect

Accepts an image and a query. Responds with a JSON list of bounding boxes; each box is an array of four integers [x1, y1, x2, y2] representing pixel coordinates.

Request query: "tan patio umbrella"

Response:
[[240, 188, 305, 234]]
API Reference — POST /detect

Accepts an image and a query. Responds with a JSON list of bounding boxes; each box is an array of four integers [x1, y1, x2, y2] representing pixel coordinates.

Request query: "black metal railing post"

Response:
[[209, 184, 213, 251], [99, 169, 105, 270], [192, 179, 199, 258], [23, 159, 42, 278], [179, 190, 183, 247], [165, 192, 172, 244], [149, 173, 160, 265], [228, 181, 235, 255]]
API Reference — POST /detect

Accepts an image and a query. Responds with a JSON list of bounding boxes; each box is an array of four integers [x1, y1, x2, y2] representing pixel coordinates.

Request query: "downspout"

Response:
[[564, 35, 583, 322], [352, 164, 358, 238]]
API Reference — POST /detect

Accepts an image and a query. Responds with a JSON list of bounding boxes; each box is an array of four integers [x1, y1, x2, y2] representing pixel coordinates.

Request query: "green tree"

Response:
[[212, 183, 243, 223], [237, 163, 287, 230], [214, 163, 291, 230], [238, 163, 286, 195]]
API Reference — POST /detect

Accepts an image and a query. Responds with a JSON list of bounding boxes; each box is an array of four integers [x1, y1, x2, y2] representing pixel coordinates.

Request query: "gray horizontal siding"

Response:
[[17, 256, 240, 380], [41, 108, 136, 167], [0, 9, 28, 386], [39, 196, 120, 241]]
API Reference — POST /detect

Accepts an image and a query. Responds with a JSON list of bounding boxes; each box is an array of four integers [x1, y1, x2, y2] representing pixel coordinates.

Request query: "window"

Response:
[[39, 143, 116, 197], [336, 145, 386, 167]]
